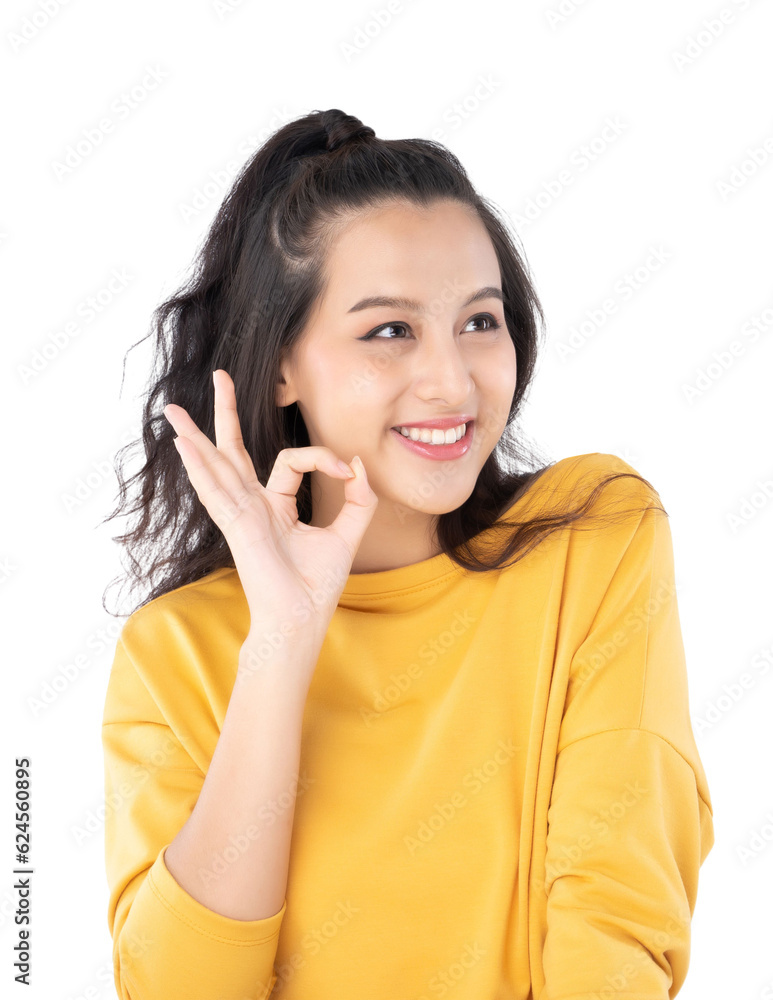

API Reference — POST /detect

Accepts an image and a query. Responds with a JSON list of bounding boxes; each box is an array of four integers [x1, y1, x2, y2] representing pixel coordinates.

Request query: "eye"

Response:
[[465, 313, 502, 334], [360, 313, 502, 341], [360, 322, 410, 341]]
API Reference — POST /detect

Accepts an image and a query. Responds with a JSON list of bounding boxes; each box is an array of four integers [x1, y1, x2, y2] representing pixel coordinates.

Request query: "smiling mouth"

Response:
[[391, 420, 473, 445], [389, 420, 475, 459]]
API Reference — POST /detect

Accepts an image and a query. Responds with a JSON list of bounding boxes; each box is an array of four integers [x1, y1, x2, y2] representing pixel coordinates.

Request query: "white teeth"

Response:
[[396, 423, 466, 444]]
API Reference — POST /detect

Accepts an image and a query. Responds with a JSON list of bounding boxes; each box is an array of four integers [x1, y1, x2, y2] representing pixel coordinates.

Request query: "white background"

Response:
[[3, 0, 772, 996]]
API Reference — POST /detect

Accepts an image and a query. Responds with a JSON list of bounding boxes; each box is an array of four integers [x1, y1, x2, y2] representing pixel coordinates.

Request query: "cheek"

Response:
[[314, 355, 346, 390], [482, 339, 517, 387], [496, 340, 518, 393], [480, 348, 517, 434], [339, 352, 398, 410]]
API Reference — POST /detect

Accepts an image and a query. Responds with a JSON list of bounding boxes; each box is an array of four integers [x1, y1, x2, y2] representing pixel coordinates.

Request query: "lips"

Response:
[[390, 420, 474, 460]]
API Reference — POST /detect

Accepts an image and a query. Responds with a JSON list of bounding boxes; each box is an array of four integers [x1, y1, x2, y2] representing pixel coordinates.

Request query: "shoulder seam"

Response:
[[557, 726, 713, 814]]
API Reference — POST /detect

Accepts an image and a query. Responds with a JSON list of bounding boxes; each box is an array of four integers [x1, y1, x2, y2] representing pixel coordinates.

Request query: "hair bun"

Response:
[[321, 110, 376, 153]]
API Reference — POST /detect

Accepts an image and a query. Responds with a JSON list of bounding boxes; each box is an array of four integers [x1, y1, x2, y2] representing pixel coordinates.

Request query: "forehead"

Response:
[[321, 200, 499, 299]]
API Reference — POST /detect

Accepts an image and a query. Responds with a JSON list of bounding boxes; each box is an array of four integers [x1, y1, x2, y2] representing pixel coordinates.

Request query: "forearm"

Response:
[[164, 633, 318, 921]]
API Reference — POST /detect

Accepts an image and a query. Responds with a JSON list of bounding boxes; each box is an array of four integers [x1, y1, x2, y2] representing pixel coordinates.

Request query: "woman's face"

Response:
[[276, 198, 518, 560]]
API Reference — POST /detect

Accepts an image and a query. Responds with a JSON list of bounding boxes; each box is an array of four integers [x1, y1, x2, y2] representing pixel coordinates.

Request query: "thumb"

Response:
[[327, 456, 379, 558]]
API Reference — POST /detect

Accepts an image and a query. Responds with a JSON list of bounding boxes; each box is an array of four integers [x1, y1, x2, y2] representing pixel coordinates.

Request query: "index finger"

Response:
[[265, 447, 357, 499], [212, 369, 260, 485]]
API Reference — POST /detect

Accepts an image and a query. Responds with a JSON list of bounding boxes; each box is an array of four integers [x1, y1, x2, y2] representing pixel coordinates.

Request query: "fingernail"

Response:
[[338, 459, 355, 477]]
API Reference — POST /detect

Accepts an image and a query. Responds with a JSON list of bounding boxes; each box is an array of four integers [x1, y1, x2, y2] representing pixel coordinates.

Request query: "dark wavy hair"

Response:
[[100, 108, 665, 618]]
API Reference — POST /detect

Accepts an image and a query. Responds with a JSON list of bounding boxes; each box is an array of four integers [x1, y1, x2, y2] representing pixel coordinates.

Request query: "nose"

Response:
[[409, 330, 474, 405]]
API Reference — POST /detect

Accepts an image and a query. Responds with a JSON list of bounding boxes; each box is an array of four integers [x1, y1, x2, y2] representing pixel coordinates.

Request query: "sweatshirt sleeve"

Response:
[[101, 628, 286, 1000], [540, 505, 715, 1000]]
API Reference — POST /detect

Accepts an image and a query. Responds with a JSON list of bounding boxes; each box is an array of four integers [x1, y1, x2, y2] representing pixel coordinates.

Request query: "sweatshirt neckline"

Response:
[[340, 547, 462, 598]]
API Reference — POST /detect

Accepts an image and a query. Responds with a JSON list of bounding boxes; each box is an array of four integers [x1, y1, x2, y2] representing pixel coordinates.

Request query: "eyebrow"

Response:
[[347, 285, 504, 314]]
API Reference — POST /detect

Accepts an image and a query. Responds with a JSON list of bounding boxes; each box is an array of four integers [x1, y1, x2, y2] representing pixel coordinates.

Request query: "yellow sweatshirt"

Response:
[[101, 452, 714, 1000]]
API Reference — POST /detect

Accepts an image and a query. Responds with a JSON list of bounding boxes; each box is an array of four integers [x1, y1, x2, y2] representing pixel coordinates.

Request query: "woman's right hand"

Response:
[[162, 369, 378, 663]]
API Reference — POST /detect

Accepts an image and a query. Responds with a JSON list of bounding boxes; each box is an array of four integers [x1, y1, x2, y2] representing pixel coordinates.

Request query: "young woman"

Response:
[[101, 108, 714, 1000]]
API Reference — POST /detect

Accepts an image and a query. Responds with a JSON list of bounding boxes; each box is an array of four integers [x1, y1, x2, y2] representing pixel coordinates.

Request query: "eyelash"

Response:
[[359, 313, 502, 341]]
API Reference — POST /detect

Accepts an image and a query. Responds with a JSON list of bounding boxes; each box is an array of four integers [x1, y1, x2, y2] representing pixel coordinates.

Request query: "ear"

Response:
[[275, 358, 297, 408]]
